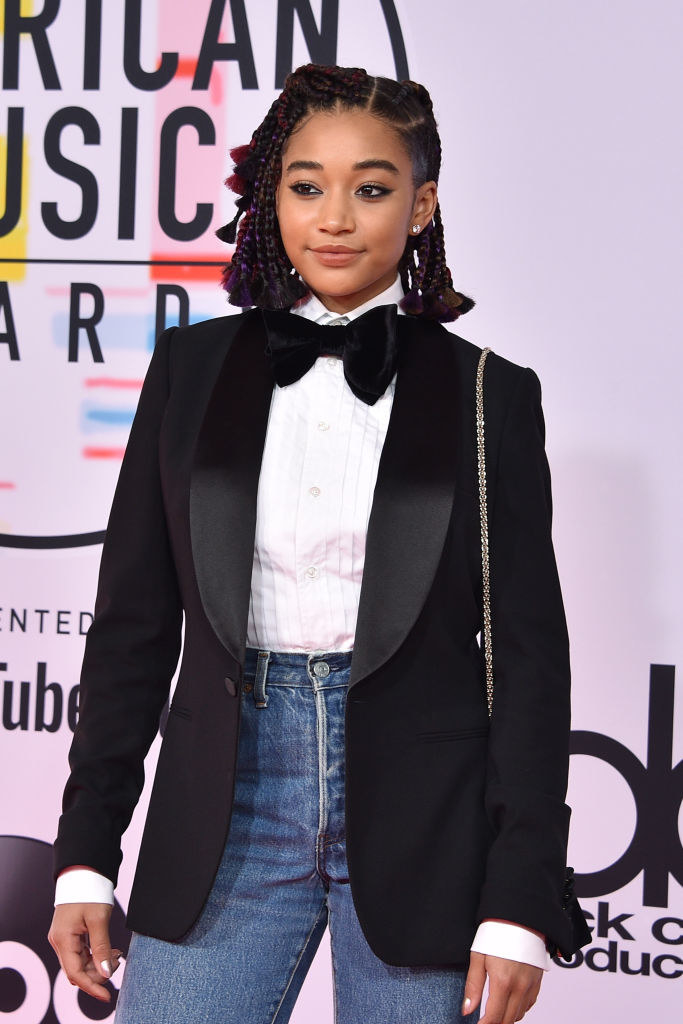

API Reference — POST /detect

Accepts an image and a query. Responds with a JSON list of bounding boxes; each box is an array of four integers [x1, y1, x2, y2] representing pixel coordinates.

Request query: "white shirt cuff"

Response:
[[54, 869, 115, 907], [470, 921, 552, 971]]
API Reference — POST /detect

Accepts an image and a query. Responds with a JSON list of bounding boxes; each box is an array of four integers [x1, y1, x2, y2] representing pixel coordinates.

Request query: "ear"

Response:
[[409, 181, 438, 237]]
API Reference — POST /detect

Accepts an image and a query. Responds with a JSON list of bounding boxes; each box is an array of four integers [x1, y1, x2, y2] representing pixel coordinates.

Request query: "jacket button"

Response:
[[224, 676, 237, 697]]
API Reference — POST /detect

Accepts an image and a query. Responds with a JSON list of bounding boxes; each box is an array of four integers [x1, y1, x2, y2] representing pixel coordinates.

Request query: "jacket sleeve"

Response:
[[475, 365, 575, 953], [53, 326, 183, 886]]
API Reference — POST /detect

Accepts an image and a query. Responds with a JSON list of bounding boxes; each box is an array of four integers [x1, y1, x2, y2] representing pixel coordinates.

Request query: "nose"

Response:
[[317, 189, 354, 234]]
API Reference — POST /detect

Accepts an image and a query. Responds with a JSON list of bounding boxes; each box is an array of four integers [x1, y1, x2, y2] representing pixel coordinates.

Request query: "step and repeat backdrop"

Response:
[[1, 1, 681, 1021]]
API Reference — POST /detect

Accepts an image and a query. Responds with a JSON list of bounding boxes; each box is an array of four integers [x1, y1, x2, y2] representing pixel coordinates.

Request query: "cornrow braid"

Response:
[[217, 64, 474, 322]]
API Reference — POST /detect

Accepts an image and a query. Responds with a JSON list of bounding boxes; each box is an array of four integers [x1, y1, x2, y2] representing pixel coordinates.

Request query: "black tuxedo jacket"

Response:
[[54, 308, 580, 966]]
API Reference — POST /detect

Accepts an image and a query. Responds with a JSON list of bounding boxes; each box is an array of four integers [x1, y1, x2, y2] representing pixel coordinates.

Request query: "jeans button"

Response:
[[313, 661, 330, 678]]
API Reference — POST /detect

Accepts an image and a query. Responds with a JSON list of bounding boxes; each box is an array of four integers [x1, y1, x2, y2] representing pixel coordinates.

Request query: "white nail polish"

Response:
[[101, 960, 112, 978]]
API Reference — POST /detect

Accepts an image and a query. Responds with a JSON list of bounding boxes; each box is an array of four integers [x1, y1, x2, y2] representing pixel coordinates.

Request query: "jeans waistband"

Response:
[[244, 645, 353, 689]]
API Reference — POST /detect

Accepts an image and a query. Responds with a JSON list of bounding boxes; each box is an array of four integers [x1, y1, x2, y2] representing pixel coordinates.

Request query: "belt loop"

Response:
[[254, 650, 270, 708]]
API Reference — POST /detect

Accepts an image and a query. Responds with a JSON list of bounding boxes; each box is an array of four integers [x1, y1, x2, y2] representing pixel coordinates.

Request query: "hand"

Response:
[[48, 903, 122, 1003], [462, 952, 542, 1023]]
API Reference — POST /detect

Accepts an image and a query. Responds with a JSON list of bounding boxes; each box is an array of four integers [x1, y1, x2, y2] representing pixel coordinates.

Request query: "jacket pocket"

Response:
[[168, 702, 192, 721], [416, 725, 489, 743]]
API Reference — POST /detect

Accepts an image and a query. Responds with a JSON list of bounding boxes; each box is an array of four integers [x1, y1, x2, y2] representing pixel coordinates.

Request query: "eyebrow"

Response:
[[284, 158, 401, 175]]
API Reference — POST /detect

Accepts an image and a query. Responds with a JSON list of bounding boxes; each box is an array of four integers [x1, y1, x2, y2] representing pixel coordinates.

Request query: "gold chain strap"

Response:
[[476, 347, 494, 716]]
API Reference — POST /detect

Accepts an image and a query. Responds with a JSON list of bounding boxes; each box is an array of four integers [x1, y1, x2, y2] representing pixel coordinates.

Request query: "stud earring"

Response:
[[412, 224, 420, 234]]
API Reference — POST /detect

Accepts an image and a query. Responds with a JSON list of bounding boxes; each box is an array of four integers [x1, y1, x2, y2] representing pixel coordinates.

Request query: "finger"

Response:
[[52, 925, 111, 1003], [462, 951, 487, 1015], [82, 905, 115, 981], [479, 983, 508, 1024], [504, 992, 525, 1024], [516, 976, 542, 1020], [502, 980, 535, 1024], [481, 968, 529, 1024]]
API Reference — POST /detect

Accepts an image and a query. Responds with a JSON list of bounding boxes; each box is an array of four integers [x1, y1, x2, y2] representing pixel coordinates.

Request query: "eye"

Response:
[[289, 181, 322, 196], [357, 183, 392, 199]]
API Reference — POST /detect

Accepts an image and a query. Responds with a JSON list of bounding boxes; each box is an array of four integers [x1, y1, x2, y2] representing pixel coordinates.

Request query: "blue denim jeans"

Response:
[[115, 647, 477, 1023]]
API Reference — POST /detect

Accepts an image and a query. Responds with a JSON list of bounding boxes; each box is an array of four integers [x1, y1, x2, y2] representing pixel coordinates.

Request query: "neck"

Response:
[[311, 275, 401, 315]]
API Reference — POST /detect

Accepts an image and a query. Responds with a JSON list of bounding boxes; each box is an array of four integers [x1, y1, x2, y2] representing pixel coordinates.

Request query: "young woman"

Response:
[[48, 64, 589, 1024]]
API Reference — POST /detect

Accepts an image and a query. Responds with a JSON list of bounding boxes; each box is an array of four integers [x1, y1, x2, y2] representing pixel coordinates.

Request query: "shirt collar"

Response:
[[291, 275, 405, 324]]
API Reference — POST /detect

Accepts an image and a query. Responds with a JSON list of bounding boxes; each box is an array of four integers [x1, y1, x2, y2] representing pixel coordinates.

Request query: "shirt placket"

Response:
[[295, 356, 344, 648]]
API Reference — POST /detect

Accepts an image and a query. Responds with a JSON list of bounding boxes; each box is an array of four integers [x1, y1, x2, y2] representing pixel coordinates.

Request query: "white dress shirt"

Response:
[[55, 276, 551, 971], [246, 280, 400, 653]]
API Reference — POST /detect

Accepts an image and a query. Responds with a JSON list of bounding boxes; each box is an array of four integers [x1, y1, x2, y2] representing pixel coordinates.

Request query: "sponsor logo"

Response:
[[555, 664, 682, 977], [573, 665, 681, 908]]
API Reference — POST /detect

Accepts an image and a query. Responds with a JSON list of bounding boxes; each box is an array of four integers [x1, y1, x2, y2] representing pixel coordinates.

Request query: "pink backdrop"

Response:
[[1, 2, 681, 1020]]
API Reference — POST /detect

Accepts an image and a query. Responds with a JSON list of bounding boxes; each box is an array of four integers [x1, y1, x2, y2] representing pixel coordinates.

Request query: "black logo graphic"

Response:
[[572, 664, 682, 907], [0, 836, 129, 1022]]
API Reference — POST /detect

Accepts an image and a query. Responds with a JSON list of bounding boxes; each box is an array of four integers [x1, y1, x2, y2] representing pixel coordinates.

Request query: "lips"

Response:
[[310, 245, 362, 266], [311, 245, 359, 253]]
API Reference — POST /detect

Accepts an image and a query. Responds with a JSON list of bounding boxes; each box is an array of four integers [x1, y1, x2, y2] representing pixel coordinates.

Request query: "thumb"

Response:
[[462, 951, 487, 1016], [84, 905, 114, 979]]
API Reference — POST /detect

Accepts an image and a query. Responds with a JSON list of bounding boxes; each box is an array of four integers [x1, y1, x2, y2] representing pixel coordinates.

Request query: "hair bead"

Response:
[[390, 80, 413, 106]]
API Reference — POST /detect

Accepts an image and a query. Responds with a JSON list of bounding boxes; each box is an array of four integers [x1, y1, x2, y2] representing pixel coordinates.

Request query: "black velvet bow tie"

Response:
[[260, 304, 399, 405]]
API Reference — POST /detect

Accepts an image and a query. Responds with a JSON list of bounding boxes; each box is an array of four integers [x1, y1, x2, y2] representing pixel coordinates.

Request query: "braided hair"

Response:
[[217, 64, 475, 322]]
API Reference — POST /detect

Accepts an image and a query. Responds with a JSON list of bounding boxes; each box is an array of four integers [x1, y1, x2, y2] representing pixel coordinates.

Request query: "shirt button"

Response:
[[309, 486, 321, 497], [326, 357, 338, 367], [305, 566, 319, 579], [318, 421, 330, 431]]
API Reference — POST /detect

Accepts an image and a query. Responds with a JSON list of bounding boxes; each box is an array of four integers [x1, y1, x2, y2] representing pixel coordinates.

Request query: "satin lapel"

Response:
[[189, 310, 275, 665], [348, 316, 459, 690], [190, 310, 459, 686]]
